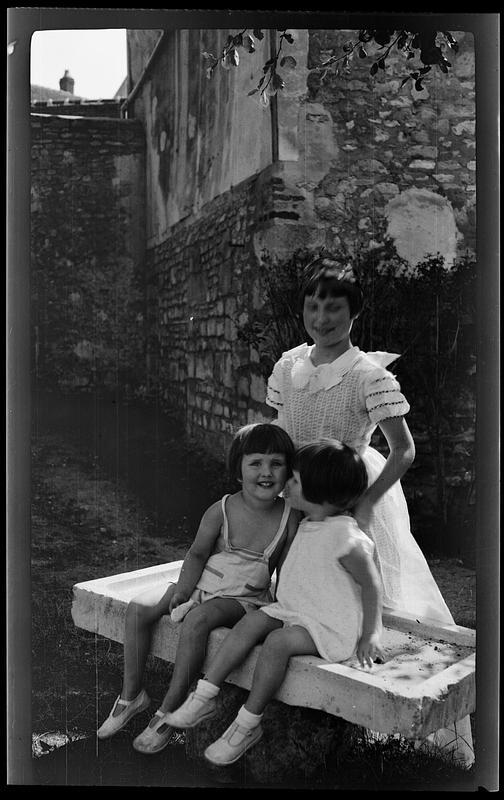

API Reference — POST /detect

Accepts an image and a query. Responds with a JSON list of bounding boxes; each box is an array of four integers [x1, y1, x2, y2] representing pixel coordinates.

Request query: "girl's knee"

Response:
[[261, 627, 291, 657], [233, 610, 277, 642], [126, 599, 153, 627], [180, 604, 212, 638]]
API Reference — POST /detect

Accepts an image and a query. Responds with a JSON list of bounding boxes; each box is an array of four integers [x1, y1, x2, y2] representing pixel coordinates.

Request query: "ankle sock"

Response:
[[236, 705, 263, 729], [196, 678, 220, 698]]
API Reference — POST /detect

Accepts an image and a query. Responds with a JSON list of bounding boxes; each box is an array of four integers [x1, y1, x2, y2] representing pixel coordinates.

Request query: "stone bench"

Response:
[[71, 560, 475, 741]]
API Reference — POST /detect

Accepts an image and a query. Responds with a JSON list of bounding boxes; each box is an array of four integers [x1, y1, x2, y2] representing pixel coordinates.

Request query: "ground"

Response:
[[28, 393, 477, 788]]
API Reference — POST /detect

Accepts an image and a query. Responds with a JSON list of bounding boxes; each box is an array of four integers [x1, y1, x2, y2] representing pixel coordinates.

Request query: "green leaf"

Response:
[[248, 88, 258, 96], [253, 29, 264, 40], [370, 62, 379, 76]]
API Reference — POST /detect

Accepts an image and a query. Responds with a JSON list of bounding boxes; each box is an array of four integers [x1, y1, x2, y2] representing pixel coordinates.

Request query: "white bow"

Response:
[[291, 349, 400, 393]]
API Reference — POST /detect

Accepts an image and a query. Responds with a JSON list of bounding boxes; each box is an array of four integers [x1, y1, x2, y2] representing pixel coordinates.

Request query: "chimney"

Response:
[[59, 69, 75, 94]]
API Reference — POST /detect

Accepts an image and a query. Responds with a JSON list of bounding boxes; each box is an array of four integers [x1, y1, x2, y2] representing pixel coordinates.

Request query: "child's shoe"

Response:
[[97, 688, 150, 739], [132, 709, 174, 754], [166, 689, 217, 729], [204, 720, 263, 765]]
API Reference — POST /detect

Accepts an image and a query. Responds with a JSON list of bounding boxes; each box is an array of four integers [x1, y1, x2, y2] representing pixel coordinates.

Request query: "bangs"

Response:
[[242, 425, 292, 455], [304, 276, 352, 300]]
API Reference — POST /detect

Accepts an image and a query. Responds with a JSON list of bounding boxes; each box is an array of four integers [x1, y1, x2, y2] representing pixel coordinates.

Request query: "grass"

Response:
[[30, 424, 477, 788]]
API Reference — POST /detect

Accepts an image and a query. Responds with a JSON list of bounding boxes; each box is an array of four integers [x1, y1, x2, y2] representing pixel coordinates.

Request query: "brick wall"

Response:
[[31, 113, 146, 392]]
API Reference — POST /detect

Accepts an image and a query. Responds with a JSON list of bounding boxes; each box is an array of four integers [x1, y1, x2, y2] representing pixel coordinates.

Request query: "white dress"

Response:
[[266, 344, 474, 766], [262, 514, 376, 662]]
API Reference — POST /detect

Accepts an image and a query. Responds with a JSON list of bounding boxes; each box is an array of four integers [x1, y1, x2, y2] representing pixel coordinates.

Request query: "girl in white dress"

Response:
[[264, 256, 473, 766], [165, 439, 384, 766]]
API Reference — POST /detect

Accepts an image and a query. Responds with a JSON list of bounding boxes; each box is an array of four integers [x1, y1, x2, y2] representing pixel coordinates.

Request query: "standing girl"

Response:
[[264, 255, 473, 765], [165, 439, 384, 766], [96, 423, 298, 754]]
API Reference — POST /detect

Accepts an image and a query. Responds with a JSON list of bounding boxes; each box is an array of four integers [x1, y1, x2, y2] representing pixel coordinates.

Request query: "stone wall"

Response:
[[31, 113, 146, 392], [30, 99, 124, 117], [266, 29, 476, 265], [145, 167, 277, 459], [311, 29, 476, 262]]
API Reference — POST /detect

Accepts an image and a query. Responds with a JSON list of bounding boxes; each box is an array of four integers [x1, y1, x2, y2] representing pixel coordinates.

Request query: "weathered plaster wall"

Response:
[[31, 113, 146, 391], [127, 29, 163, 88], [129, 29, 273, 246]]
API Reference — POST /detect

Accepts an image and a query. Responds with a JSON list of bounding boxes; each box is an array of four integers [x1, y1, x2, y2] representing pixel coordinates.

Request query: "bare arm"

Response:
[[170, 501, 223, 612], [340, 543, 383, 667], [354, 416, 415, 530], [270, 509, 301, 597]]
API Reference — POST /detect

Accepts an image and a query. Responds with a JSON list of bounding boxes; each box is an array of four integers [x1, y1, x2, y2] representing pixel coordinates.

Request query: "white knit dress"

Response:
[[266, 343, 474, 765]]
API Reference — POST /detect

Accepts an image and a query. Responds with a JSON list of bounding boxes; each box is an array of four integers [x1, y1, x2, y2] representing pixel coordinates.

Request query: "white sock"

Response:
[[196, 678, 220, 698], [236, 704, 263, 729]]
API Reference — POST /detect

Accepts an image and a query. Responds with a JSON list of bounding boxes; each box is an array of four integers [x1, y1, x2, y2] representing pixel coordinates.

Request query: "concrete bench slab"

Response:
[[71, 561, 475, 740]]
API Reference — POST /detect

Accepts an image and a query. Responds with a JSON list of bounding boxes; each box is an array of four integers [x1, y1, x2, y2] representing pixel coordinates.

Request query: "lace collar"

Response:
[[290, 345, 400, 393]]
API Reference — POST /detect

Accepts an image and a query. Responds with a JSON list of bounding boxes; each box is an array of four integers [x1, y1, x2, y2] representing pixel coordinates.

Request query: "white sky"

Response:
[[30, 29, 127, 99]]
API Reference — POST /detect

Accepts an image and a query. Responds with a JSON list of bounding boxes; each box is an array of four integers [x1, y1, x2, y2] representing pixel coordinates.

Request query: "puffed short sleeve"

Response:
[[333, 518, 375, 559], [363, 368, 410, 424], [266, 359, 284, 411]]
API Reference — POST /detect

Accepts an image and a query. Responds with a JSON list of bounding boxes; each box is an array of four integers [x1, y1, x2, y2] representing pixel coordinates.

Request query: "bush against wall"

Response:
[[238, 244, 476, 558]]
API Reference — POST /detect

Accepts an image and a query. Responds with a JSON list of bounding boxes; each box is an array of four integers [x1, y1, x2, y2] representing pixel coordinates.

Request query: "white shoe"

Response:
[[132, 709, 174, 754], [204, 721, 263, 766], [97, 688, 150, 739], [166, 690, 217, 729]]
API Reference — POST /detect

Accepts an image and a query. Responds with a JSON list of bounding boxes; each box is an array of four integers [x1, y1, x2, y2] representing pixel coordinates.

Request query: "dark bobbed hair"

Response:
[[228, 423, 296, 482], [300, 257, 364, 318], [294, 439, 368, 510]]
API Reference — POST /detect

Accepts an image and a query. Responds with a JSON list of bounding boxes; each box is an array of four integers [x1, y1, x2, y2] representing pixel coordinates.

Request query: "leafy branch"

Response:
[[315, 29, 458, 91], [202, 29, 296, 106], [202, 28, 459, 98]]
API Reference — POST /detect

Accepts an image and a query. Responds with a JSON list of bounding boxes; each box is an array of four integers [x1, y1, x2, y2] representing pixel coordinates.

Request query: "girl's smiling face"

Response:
[[303, 292, 354, 349], [240, 452, 288, 501]]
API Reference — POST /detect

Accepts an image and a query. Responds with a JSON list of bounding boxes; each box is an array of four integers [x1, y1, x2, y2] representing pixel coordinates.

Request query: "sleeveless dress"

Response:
[[266, 344, 474, 766], [262, 514, 376, 662], [193, 494, 292, 611]]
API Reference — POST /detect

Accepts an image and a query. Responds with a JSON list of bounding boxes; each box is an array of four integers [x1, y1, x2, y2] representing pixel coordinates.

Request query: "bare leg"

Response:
[[158, 597, 246, 713], [204, 610, 283, 688], [119, 582, 177, 707], [245, 625, 318, 715]]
